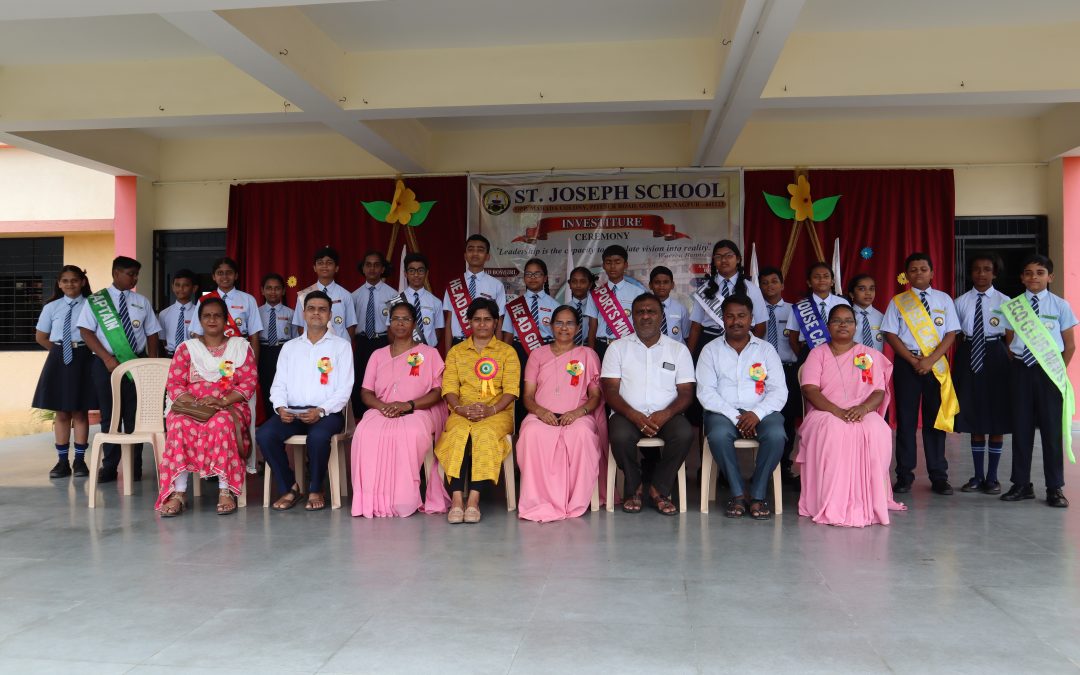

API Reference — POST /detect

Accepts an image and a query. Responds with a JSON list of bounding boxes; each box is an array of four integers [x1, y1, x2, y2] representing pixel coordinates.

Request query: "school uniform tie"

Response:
[[574, 300, 585, 345], [175, 305, 186, 350], [1021, 295, 1039, 367], [660, 302, 669, 335], [529, 293, 540, 324], [920, 290, 930, 315], [970, 293, 986, 373], [860, 310, 873, 347], [117, 291, 138, 352], [766, 304, 779, 350], [62, 301, 75, 365], [819, 300, 827, 319], [468, 274, 477, 300], [266, 306, 278, 345], [722, 279, 731, 297], [365, 286, 376, 338], [413, 292, 425, 344]]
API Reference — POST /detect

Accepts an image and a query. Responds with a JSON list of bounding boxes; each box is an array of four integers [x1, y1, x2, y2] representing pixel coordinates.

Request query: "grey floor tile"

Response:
[[533, 576, 691, 626], [696, 625, 890, 673], [0, 656, 135, 674], [867, 624, 1079, 673], [509, 619, 697, 674]]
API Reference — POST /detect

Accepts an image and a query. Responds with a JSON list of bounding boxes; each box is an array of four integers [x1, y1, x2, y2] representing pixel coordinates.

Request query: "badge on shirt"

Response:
[[334, 316, 343, 325], [989, 317, 1000, 327], [671, 325, 680, 335], [423, 317, 431, 325], [934, 317, 944, 327], [132, 319, 141, 328], [662, 362, 675, 371], [382, 307, 389, 316], [236, 317, 244, 327]]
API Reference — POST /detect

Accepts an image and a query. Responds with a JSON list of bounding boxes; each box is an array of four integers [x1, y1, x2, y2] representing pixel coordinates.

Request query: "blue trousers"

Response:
[[704, 411, 786, 500], [256, 412, 343, 494]]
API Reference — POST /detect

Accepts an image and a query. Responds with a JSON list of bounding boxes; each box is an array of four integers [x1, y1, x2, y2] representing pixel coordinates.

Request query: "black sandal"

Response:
[[272, 486, 302, 511], [653, 494, 678, 516], [749, 499, 772, 520], [725, 497, 748, 519], [622, 496, 643, 513]]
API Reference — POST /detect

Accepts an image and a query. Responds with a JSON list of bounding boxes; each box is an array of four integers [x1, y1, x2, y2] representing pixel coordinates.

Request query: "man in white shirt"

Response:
[[601, 293, 695, 516], [697, 294, 788, 520], [256, 291, 355, 512]]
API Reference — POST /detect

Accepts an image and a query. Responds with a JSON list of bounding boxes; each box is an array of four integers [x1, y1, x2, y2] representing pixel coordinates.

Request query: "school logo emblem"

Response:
[[334, 316, 343, 325], [423, 317, 431, 326], [542, 317, 550, 326], [132, 319, 141, 328], [236, 318, 243, 327], [989, 317, 1000, 327], [482, 188, 511, 216], [876, 333, 883, 341], [933, 317, 944, 327], [672, 325, 680, 335], [382, 308, 389, 316]]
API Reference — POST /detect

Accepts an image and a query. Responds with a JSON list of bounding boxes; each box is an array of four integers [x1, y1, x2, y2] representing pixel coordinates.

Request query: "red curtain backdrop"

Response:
[[226, 176, 468, 308], [743, 169, 955, 311]]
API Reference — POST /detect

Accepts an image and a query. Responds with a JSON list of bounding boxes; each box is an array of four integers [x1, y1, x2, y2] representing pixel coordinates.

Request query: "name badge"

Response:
[[662, 362, 675, 371]]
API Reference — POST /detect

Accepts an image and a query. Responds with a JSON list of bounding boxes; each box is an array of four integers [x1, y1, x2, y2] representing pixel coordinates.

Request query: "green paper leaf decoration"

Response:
[[409, 201, 437, 227], [812, 195, 841, 222], [762, 191, 796, 220], [361, 200, 391, 222]]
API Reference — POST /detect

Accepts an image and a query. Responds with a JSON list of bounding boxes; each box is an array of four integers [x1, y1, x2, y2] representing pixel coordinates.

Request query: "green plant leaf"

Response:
[[763, 191, 796, 219], [408, 201, 436, 227], [361, 200, 392, 222], [811, 195, 841, 221]]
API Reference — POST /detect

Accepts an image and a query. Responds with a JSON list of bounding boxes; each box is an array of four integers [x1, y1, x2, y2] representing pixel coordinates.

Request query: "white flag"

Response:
[[832, 238, 843, 296], [397, 244, 407, 293], [562, 245, 574, 303], [749, 242, 759, 282]]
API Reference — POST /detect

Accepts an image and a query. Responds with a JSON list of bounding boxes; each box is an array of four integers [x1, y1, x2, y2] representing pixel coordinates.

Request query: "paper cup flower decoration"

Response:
[[860, 247, 873, 260], [853, 352, 874, 384], [286, 275, 297, 288], [566, 359, 584, 386], [317, 357, 333, 385], [897, 272, 909, 286], [407, 351, 424, 377], [474, 357, 499, 397], [748, 362, 768, 395]]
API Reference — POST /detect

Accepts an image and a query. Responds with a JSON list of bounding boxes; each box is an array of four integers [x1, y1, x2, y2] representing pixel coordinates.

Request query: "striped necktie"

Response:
[[468, 274, 477, 300], [660, 302, 669, 335], [920, 291, 930, 315], [62, 301, 75, 365], [722, 279, 731, 297], [766, 304, 779, 350], [365, 286, 376, 338], [529, 293, 540, 324], [413, 291, 425, 344], [266, 306, 278, 345], [175, 305, 186, 349], [970, 293, 985, 373], [574, 300, 585, 345], [117, 291, 138, 351], [860, 310, 873, 347], [1021, 295, 1039, 367]]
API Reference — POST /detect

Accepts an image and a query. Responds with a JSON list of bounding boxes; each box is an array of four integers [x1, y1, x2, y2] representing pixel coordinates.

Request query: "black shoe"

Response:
[[97, 468, 118, 484], [49, 459, 71, 479], [892, 481, 911, 494], [959, 477, 983, 493], [132, 470, 143, 482], [1000, 483, 1035, 501], [931, 480, 954, 496], [71, 457, 89, 477], [982, 480, 1001, 495], [1047, 489, 1069, 508]]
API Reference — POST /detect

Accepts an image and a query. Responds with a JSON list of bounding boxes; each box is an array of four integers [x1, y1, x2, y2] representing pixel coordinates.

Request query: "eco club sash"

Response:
[[591, 285, 633, 339], [204, 290, 242, 337], [1001, 294, 1076, 462], [691, 287, 726, 335], [791, 297, 831, 348], [87, 289, 138, 367], [446, 275, 474, 337], [505, 295, 545, 355], [893, 290, 960, 432], [387, 291, 426, 344]]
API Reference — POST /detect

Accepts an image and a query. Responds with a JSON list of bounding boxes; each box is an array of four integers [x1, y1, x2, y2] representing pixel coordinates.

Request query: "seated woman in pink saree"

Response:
[[795, 304, 906, 527], [157, 297, 256, 517], [350, 301, 448, 518], [516, 305, 603, 522]]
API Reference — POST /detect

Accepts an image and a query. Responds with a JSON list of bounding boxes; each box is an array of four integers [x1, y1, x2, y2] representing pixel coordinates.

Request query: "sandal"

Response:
[[272, 486, 302, 511], [447, 506, 465, 524], [749, 499, 772, 520], [725, 496, 748, 519], [160, 492, 185, 518], [304, 492, 327, 511], [652, 493, 678, 516], [621, 496, 643, 513], [463, 506, 481, 523], [216, 489, 237, 516]]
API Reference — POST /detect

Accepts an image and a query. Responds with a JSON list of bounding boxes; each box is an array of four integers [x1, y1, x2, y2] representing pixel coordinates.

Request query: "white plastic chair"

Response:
[[700, 437, 783, 515], [425, 435, 518, 511], [87, 358, 171, 508], [263, 403, 355, 509], [605, 438, 687, 513]]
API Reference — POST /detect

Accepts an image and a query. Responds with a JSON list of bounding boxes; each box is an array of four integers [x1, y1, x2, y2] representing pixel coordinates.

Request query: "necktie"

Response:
[[819, 300, 826, 318], [117, 291, 138, 351], [722, 279, 731, 297], [62, 301, 75, 365], [766, 304, 778, 350], [175, 305, 186, 349], [1022, 295, 1039, 367], [529, 293, 540, 324], [574, 300, 585, 345], [660, 302, 669, 335], [413, 292, 426, 344], [468, 274, 477, 300], [971, 293, 985, 373], [860, 310, 873, 347], [920, 291, 930, 315], [266, 306, 278, 345], [365, 286, 376, 338]]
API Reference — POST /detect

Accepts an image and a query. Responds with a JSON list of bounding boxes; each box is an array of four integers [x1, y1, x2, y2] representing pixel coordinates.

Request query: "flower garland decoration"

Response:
[[474, 357, 499, 397], [854, 352, 874, 384], [407, 351, 424, 377], [317, 357, 333, 385], [748, 362, 768, 395], [566, 359, 584, 386]]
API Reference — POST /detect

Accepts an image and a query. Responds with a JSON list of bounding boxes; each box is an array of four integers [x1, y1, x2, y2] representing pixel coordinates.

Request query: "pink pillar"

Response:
[[113, 175, 137, 258], [1063, 158, 1080, 418]]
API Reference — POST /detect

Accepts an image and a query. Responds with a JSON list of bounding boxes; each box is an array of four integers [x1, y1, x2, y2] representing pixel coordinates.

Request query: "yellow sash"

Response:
[[894, 290, 959, 432]]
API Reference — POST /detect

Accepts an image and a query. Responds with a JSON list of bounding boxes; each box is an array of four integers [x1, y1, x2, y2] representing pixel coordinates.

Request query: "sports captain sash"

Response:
[[87, 290, 139, 377], [591, 285, 634, 339], [447, 275, 474, 337], [893, 289, 960, 432], [791, 297, 831, 348], [691, 286, 726, 335], [204, 290, 242, 338], [1002, 294, 1076, 462], [387, 291, 426, 344], [506, 295, 544, 355]]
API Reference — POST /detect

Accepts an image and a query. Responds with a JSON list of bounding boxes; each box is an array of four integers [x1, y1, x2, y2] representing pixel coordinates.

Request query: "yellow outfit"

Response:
[[435, 337, 520, 483]]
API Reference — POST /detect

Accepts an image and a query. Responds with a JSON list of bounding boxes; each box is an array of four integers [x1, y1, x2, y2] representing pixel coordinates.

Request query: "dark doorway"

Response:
[[153, 229, 227, 309], [954, 216, 1048, 299]]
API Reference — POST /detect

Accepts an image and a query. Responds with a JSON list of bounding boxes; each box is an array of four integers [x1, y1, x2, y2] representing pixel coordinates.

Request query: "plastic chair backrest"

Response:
[[108, 358, 171, 434]]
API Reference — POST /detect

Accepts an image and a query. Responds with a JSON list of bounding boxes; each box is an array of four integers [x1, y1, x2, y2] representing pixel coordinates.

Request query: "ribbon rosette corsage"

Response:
[[748, 362, 768, 395], [474, 357, 499, 397], [854, 352, 874, 384], [217, 360, 235, 391], [566, 359, 584, 386], [317, 357, 333, 385], [407, 351, 424, 377]]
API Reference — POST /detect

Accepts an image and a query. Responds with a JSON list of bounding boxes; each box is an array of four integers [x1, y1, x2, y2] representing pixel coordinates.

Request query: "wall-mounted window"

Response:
[[0, 237, 64, 350]]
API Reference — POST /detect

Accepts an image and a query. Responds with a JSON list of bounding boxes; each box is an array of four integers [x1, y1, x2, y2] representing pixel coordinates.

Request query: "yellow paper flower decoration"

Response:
[[286, 275, 297, 288], [787, 175, 814, 222], [897, 272, 908, 286], [386, 179, 421, 225]]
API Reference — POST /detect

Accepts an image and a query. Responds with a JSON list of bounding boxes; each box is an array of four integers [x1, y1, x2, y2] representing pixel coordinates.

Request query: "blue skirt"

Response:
[[32, 345, 98, 412], [953, 339, 1012, 434]]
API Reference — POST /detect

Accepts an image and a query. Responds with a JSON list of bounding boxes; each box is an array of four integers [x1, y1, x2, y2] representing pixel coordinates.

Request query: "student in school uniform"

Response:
[[258, 273, 294, 419], [649, 266, 690, 345], [351, 250, 398, 414], [999, 254, 1077, 508], [952, 254, 1012, 495], [442, 234, 506, 353], [881, 252, 960, 496], [291, 245, 358, 340], [592, 245, 641, 363], [567, 266, 599, 348], [847, 274, 885, 350], [501, 258, 559, 427], [77, 256, 162, 483], [191, 256, 262, 363], [402, 252, 445, 348], [788, 262, 850, 363], [34, 265, 97, 479], [687, 240, 767, 358], [157, 268, 198, 359], [758, 266, 801, 483]]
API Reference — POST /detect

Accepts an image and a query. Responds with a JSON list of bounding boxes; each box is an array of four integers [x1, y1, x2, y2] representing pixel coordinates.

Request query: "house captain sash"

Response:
[[591, 285, 634, 339], [894, 289, 960, 432], [446, 275, 474, 337], [691, 286, 726, 335], [506, 295, 545, 355], [87, 289, 139, 364], [1001, 294, 1076, 462], [791, 297, 831, 348], [204, 290, 242, 338]]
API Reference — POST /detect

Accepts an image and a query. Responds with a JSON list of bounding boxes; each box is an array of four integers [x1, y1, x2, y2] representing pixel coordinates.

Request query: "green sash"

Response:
[[1002, 294, 1076, 462], [87, 289, 139, 366]]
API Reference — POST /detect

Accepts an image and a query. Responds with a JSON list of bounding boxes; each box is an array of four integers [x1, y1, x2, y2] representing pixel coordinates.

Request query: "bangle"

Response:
[[408, 400, 416, 412]]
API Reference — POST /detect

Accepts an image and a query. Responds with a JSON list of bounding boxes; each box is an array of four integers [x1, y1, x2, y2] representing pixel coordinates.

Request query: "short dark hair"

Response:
[[466, 297, 499, 320], [1021, 253, 1054, 274], [465, 234, 491, 252], [721, 294, 754, 315], [569, 266, 597, 288], [303, 290, 332, 308], [904, 252, 933, 270], [212, 256, 239, 274], [602, 245, 628, 262], [649, 266, 674, 283], [968, 252, 1003, 276], [261, 272, 285, 288], [404, 252, 429, 269], [551, 304, 580, 326], [313, 246, 339, 264], [172, 268, 197, 284], [388, 301, 417, 323], [112, 256, 141, 272], [631, 292, 661, 311], [198, 296, 228, 319], [827, 303, 856, 323], [846, 273, 874, 298], [358, 250, 389, 276], [758, 266, 784, 284], [806, 261, 833, 281]]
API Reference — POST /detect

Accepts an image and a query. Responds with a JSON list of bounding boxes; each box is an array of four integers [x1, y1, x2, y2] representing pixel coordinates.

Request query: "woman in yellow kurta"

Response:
[[436, 297, 520, 524]]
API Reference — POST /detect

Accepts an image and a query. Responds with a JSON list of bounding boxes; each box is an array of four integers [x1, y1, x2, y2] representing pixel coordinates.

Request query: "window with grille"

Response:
[[0, 238, 64, 349]]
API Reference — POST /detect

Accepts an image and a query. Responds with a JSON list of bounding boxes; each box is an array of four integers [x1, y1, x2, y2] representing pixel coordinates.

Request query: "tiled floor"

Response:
[[1, 430, 1079, 674]]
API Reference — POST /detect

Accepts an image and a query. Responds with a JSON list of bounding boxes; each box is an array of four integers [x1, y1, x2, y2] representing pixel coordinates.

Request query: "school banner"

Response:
[[468, 170, 741, 301]]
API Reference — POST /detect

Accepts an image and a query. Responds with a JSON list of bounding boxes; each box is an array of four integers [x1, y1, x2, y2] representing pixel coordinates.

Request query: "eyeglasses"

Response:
[[406, 267, 427, 274], [389, 316, 413, 324], [829, 318, 856, 326], [552, 321, 578, 328], [713, 253, 737, 260], [523, 271, 545, 278]]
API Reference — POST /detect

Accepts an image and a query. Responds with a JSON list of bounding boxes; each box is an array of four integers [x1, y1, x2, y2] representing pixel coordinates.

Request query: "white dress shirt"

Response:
[[352, 280, 399, 337], [502, 290, 560, 340], [442, 269, 507, 338], [594, 279, 642, 339], [763, 299, 797, 363], [999, 289, 1078, 356], [269, 330, 355, 414], [291, 281, 357, 339], [157, 300, 197, 352], [403, 286, 445, 346], [37, 296, 88, 343], [955, 287, 1007, 338], [191, 288, 263, 337], [76, 285, 162, 355], [659, 297, 691, 344], [696, 335, 788, 425], [851, 303, 886, 348], [690, 273, 770, 330], [258, 302, 294, 345], [600, 333, 695, 415], [796, 294, 851, 343], [881, 287, 961, 351]]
